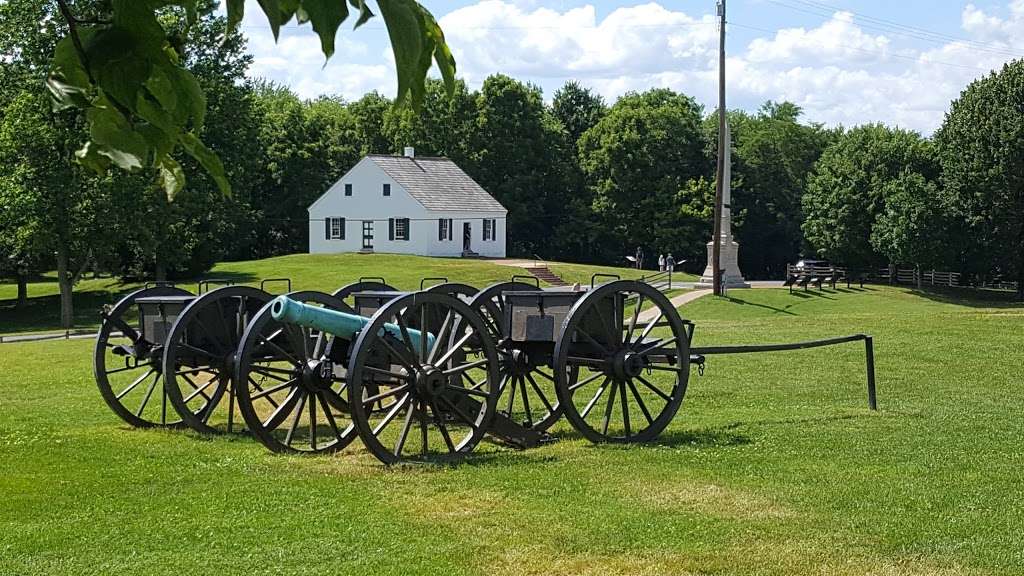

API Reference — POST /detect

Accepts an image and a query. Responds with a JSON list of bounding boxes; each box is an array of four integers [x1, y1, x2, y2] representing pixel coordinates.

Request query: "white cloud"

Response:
[[236, 1, 394, 100], [232, 0, 1024, 133]]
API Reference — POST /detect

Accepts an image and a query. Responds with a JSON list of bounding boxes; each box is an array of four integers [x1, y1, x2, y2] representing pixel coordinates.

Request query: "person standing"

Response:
[[658, 254, 666, 272], [666, 253, 676, 273], [635, 246, 644, 270]]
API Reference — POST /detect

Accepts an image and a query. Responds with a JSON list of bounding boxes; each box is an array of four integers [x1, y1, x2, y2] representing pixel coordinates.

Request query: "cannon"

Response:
[[232, 288, 553, 462]]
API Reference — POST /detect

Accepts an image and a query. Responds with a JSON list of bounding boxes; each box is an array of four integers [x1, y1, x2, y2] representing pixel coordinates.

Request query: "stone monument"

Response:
[[698, 120, 749, 288]]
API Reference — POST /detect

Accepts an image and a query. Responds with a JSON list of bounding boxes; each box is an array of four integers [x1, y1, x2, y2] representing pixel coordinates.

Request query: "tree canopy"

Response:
[[935, 60, 1024, 298]]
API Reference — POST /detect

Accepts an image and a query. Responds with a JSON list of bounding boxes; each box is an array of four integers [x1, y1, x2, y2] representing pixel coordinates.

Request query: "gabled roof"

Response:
[[367, 155, 506, 213]]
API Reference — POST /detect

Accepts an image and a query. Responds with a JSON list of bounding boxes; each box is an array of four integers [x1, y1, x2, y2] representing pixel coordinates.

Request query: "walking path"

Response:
[[638, 289, 712, 322]]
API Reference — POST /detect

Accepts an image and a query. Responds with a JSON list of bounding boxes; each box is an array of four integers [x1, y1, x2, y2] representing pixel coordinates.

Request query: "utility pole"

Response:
[[711, 0, 726, 296]]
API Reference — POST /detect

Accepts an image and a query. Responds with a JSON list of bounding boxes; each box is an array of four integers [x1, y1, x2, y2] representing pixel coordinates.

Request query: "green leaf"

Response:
[[47, 34, 94, 110], [349, 0, 375, 28], [181, 132, 231, 196], [87, 27, 152, 111], [377, 0, 425, 107], [298, 0, 349, 58], [256, 0, 283, 40], [226, 0, 245, 33], [157, 155, 186, 200], [86, 95, 149, 170], [75, 142, 112, 174]]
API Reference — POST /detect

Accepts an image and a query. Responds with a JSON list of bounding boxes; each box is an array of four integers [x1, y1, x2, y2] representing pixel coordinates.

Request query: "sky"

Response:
[[229, 0, 1024, 134]]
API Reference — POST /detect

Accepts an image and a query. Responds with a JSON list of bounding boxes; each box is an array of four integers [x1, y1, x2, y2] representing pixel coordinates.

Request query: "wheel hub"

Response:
[[301, 359, 334, 391], [414, 366, 447, 398], [612, 349, 646, 380]]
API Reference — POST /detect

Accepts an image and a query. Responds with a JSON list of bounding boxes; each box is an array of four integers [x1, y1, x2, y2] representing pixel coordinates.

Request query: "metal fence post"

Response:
[[865, 336, 877, 410]]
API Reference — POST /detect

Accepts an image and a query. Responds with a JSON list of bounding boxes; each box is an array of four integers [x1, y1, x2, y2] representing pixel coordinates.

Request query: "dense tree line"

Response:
[[4, 1, 1024, 329]]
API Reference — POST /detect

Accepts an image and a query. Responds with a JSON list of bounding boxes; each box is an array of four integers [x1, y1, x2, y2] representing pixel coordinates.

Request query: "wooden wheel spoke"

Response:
[[569, 370, 604, 392], [183, 376, 217, 403], [637, 311, 664, 344], [428, 397, 456, 453], [505, 375, 517, 414], [362, 384, 409, 407], [619, 377, 631, 438], [427, 310, 455, 364], [308, 392, 318, 450], [262, 388, 300, 428], [393, 399, 416, 456], [635, 336, 678, 356], [625, 293, 645, 344], [105, 364, 141, 376], [249, 378, 295, 401], [379, 336, 418, 374], [116, 368, 155, 400], [135, 372, 161, 417], [519, 375, 533, 424], [419, 400, 429, 456], [636, 374, 671, 402], [250, 365, 297, 383], [601, 380, 619, 435], [580, 377, 610, 418], [626, 379, 654, 425], [441, 358, 488, 377], [434, 331, 474, 367], [525, 372, 555, 413], [316, 392, 344, 442], [285, 392, 307, 446], [575, 328, 610, 356], [438, 395, 479, 431], [592, 301, 621, 346], [258, 335, 300, 366], [372, 392, 411, 436], [178, 343, 219, 360]]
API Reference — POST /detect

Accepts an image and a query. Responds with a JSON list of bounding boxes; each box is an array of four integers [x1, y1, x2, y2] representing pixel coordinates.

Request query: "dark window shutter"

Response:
[[339, 218, 345, 240], [325, 218, 331, 240], [389, 218, 394, 241], [438, 218, 443, 241], [448, 219, 452, 240]]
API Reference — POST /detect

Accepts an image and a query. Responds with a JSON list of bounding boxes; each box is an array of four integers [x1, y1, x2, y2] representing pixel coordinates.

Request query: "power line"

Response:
[[763, 0, 1024, 60], [237, 21, 716, 32], [731, 21, 1003, 74]]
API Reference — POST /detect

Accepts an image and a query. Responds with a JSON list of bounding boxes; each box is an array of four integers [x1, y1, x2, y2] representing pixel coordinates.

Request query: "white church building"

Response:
[[308, 148, 507, 258]]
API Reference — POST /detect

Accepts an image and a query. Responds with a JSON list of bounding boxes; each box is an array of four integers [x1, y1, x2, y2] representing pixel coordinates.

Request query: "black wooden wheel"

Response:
[[331, 280, 396, 307], [162, 286, 273, 434], [235, 291, 359, 454], [423, 282, 478, 300], [94, 286, 193, 428], [469, 281, 563, 432], [348, 292, 500, 464], [553, 280, 690, 443]]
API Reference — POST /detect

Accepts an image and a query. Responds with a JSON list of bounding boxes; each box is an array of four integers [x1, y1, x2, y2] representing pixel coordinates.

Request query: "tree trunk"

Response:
[[16, 274, 28, 309], [56, 247, 74, 329], [155, 257, 166, 282], [916, 265, 922, 290]]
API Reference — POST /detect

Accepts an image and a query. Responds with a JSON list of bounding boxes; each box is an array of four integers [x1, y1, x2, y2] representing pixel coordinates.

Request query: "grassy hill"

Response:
[[1, 285, 1022, 574], [0, 253, 695, 335]]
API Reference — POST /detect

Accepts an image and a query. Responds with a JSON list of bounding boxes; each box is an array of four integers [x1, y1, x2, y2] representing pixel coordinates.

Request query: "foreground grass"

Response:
[[2, 286, 1022, 574], [0, 253, 654, 335]]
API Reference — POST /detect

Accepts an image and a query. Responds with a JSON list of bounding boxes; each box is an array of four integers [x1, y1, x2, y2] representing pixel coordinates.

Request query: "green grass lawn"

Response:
[[2, 284, 1021, 574], [546, 261, 698, 286], [0, 253, 657, 335]]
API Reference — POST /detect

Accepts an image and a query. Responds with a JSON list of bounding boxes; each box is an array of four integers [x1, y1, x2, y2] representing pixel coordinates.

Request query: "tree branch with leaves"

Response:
[[47, 0, 456, 200]]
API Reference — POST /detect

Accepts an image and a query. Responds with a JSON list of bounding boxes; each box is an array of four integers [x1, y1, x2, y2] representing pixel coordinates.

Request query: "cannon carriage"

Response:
[[94, 272, 877, 466]]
